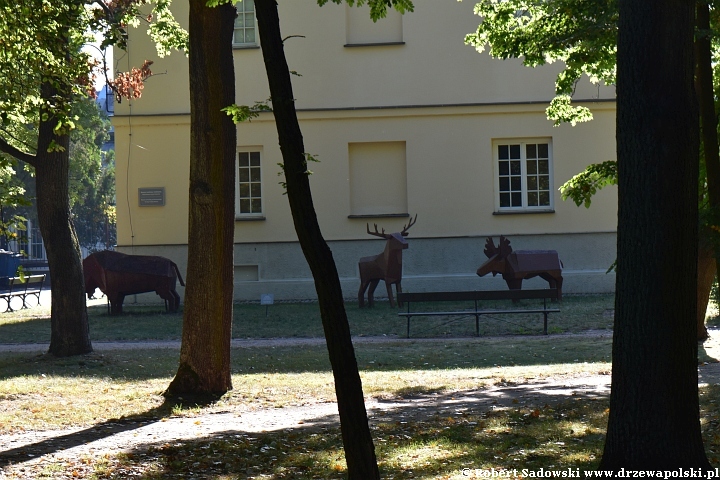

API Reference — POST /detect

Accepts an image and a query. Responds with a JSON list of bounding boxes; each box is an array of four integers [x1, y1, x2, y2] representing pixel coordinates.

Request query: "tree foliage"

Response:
[[560, 160, 617, 208], [464, 0, 617, 125], [0, 0, 185, 356]]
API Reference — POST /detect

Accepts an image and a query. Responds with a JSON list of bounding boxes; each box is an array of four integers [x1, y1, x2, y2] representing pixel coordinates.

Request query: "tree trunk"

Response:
[[695, 1, 720, 342], [600, 0, 710, 468], [697, 235, 714, 341], [254, 1, 380, 478], [36, 81, 92, 357], [165, 0, 235, 397]]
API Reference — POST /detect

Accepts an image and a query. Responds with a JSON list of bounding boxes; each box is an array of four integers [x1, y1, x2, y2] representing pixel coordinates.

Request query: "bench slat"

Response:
[[397, 288, 558, 303], [398, 289, 559, 338], [398, 308, 560, 317], [0, 275, 46, 312]]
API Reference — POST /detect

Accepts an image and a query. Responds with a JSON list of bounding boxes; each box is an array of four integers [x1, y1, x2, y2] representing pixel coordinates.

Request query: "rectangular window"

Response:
[[349, 141, 407, 216], [234, 0, 257, 47], [236, 151, 262, 217], [345, 4, 403, 46], [494, 139, 553, 212]]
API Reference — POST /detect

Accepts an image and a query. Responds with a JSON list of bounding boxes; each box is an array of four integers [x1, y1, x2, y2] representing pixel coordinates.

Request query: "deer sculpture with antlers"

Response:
[[358, 215, 417, 308], [477, 236, 563, 299]]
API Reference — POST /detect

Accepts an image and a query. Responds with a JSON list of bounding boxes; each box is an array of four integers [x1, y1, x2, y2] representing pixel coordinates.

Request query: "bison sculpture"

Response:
[[358, 215, 416, 308], [83, 250, 185, 314], [476, 236, 563, 299]]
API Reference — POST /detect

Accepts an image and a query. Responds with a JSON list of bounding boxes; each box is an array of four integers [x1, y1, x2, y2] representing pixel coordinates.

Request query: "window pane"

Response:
[[245, 12, 254, 25], [511, 192, 522, 206], [235, 15, 244, 27], [528, 192, 538, 206], [499, 161, 509, 175], [527, 176, 537, 190], [538, 143, 549, 158], [500, 193, 510, 207], [240, 199, 250, 213], [498, 145, 509, 160], [251, 199, 262, 212], [538, 160, 549, 174], [239, 183, 250, 198], [510, 177, 521, 190], [250, 152, 260, 165], [510, 144, 520, 159], [239, 168, 249, 182], [238, 152, 249, 166], [499, 177, 510, 191], [251, 183, 261, 197], [250, 167, 261, 182], [510, 160, 521, 175], [245, 0, 254, 10], [539, 191, 550, 206], [245, 29, 255, 43], [527, 160, 537, 174], [539, 176, 550, 190], [526, 144, 536, 159]]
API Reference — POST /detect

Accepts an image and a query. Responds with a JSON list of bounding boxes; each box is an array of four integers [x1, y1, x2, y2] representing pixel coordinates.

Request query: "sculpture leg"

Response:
[[506, 278, 523, 303], [386, 281, 395, 308], [395, 282, 403, 308], [367, 279, 380, 308], [158, 290, 176, 313], [109, 293, 125, 315], [358, 280, 368, 308], [539, 272, 563, 301], [171, 290, 181, 311], [556, 275, 563, 301]]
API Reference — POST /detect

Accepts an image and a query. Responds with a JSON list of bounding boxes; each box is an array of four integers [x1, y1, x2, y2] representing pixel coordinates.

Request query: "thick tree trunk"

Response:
[[254, 1, 380, 478], [695, 1, 720, 342], [165, 0, 235, 397], [36, 82, 92, 357], [600, 0, 710, 468], [697, 235, 714, 341]]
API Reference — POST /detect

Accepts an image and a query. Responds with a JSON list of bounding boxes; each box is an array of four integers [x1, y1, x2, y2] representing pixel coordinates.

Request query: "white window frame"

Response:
[[492, 138, 554, 213], [233, 0, 258, 48], [236, 149, 263, 218]]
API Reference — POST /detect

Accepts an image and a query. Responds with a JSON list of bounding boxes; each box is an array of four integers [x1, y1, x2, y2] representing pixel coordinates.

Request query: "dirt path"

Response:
[[1, 329, 719, 478]]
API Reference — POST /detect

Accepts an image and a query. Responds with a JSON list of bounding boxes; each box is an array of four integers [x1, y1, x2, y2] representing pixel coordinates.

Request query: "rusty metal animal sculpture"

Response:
[[83, 250, 185, 314], [358, 215, 417, 308], [476, 236, 563, 299]]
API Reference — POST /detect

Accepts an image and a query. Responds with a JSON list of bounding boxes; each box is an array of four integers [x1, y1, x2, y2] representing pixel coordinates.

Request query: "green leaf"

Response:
[[559, 161, 618, 208]]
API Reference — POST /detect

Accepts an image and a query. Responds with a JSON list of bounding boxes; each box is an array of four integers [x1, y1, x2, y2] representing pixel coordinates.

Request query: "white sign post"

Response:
[[260, 293, 274, 317]]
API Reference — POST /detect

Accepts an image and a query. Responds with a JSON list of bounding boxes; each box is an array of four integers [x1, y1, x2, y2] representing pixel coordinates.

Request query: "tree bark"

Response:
[[36, 81, 92, 357], [165, 0, 235, 397], [600, 0, 710, 468], [697, 235, 714, 341], [695, 1, 720, 342], [254, 1, 380, 478]]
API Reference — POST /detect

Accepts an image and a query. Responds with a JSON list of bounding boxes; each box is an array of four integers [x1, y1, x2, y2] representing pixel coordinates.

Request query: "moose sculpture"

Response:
[[83, 250, 185, 314], [358, 215, 417, 308], [476, 236, 563, 299]]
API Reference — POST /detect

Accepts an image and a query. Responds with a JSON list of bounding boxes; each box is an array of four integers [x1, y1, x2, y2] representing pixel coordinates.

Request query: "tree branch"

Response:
[[0, 135, 37, 167]]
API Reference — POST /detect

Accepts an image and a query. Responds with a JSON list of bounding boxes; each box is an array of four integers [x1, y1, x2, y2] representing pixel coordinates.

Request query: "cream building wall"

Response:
[[113, 0, 618, 303]]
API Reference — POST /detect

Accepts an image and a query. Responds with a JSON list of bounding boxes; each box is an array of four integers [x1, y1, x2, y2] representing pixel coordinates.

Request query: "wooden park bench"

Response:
[[397, 288, 560, 338], [0, 274, 46, 312]]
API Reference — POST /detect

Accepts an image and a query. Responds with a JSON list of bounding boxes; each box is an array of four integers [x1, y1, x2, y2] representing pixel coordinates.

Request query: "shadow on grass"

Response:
[[3, 388, 616, 478], [3, 380, 720, 477], [0, 334, 615, 383], [0, 395, 194, 468]]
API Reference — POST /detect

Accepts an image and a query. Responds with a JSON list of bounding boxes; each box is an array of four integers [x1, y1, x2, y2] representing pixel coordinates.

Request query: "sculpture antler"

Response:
[[367, 223, 390, 238], [498, 235, 512, 259], [483, 237, 497, 259], [400, 214, 417, 236]]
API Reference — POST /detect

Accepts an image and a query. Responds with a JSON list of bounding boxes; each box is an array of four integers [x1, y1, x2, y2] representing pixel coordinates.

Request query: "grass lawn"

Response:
[[1, 296, 719, 478], [0, 294, 616, 343]]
